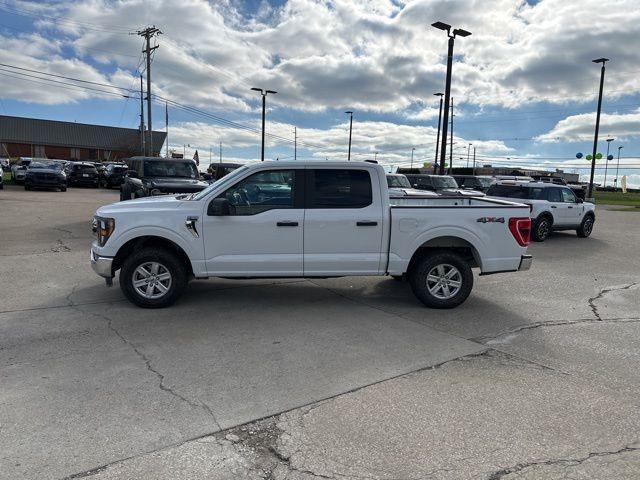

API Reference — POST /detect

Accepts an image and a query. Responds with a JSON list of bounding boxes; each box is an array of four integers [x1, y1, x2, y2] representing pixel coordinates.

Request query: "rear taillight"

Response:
[[509, 217, 531, 247]]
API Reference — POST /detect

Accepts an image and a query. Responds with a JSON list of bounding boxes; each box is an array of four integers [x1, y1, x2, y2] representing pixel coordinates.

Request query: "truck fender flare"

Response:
[[406, 227, 486, 271]]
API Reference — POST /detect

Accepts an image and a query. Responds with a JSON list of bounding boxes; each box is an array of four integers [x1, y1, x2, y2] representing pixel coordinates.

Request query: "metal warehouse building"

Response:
[[0, 115, 166, 162]]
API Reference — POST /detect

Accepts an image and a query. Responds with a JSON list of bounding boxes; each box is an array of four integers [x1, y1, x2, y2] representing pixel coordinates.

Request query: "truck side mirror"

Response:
[[208, 197, 231, 216], [576, 198, 584, 203], [127, 170, 138, 179]]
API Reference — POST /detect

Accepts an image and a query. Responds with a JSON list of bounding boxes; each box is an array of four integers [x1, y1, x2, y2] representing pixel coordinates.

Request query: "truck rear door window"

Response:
[[309, 169, 372, 208]]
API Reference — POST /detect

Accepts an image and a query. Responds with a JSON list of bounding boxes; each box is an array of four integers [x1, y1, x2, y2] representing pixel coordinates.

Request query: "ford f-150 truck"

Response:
[[91, 162, 532, 309]]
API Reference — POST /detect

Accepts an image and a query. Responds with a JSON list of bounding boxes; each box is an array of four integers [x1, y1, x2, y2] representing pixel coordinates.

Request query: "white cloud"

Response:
[[536, 109, 640, 142]]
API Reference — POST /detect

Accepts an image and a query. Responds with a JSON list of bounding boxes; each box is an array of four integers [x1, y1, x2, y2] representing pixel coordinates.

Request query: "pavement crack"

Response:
[[588, 282, 638, 320], [73, 305, 223, 431], [474, 317, 640, 344], [487, 445, 640, 479]]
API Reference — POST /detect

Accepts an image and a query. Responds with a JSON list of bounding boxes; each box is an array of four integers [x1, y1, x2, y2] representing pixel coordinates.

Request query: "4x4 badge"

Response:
[[477, 217, 505, 223]]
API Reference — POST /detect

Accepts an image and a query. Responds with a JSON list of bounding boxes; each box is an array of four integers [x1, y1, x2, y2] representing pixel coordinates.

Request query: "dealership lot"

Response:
[[1, 185, 639, 479]]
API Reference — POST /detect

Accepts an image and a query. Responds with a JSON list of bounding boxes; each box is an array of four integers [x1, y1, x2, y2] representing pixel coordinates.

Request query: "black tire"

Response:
[[24, 184, 31, 191], [391, 275, 404, 282], [60, 186, 67, 192], [577, 214, 594, 238], [409, 250, 474, 309], [532, 215, 552, 242], [120, 183, 133, 201], [120, 247, 187, 308]]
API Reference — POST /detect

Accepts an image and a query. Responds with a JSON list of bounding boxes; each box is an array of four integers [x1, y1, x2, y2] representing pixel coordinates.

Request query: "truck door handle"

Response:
[[357, 221, 378, 226], [277, 221, 298, 227], [567, 206, 573, 209], [550, 205, 557, 208]]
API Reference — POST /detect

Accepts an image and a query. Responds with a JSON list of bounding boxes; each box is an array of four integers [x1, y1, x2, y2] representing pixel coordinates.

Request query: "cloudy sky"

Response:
[[1, 0, 640, 186]]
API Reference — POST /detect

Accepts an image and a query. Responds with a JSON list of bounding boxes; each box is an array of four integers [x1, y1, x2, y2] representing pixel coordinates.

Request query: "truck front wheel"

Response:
[[409, 250, 473, 309], [120, 247, 187, 308]]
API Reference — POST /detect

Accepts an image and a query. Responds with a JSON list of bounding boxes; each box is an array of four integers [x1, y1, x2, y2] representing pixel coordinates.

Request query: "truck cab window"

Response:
[[221, 169, 295, 215], [310, 169, 372, 208]]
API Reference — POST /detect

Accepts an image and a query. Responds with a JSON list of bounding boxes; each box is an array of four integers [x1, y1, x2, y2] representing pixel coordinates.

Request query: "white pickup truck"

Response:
[[91, 162, 532, 309]]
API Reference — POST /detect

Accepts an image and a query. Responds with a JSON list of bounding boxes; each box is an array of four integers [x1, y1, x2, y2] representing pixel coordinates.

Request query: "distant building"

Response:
[[397, 165, 580, 184], [0, 115, 166, 162]]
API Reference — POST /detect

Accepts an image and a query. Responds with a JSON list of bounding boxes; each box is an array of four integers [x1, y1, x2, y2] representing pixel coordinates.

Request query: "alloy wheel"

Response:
[[426, 264, 462, 300], [132, 262, 172, 299]]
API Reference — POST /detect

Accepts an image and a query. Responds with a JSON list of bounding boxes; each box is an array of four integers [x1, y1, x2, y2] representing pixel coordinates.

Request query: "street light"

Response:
[[587, 58, 609, 198], [615, 145, 623, 190], [604, 137, 614, 188], [251, 87, 277, 161], [467, 143, 472, 168], [345, 111, 354, 161], [433, 92, 444, 173], [431, 21, 471, 175]]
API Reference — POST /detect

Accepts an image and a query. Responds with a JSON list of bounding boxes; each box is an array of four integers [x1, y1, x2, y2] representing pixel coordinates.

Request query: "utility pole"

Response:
[[294, 127, 297, 161], [411, 147, 415, 169], [472, 146, 476, 175], [251, 88, 277, 161], [165, 101, 169, 158], [139, 75, 145, 156], [466, 143, 472, 168], [345, 111, 353, 161], [138, 26, 162, 156], [449, 98, 454, 175], [374, 151, 378, 162], [433, 93, 444, 174], [219, 142, 222, 163], [588, 58, 609, 199]]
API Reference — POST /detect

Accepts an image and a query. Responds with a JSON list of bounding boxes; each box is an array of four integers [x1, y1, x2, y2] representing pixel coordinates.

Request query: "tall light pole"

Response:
[[294, 127, 297, 161], [432, 21, 471, 176], [604, 137, 614, 188], [587, 58, 609, 199], [433, 92, 444, 173], [411, 147, 415, 169], [251, 87, 277, 161], [345, 111, 353, 161], [466, 143, 472, 168], [449, 98, 454, 175], [615, 145, 623, 190]]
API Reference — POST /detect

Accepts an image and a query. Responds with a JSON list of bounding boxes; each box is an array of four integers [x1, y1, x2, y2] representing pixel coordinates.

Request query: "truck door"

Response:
[[202, 168, 304, 276], [303, 168, 383, 275]]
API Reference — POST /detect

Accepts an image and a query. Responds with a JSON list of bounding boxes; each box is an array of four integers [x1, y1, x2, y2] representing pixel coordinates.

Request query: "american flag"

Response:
[[193, 150, 199, 166]]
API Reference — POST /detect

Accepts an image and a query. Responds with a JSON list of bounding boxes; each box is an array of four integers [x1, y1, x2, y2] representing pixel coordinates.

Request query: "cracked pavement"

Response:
[[1, 187, 639, 479]]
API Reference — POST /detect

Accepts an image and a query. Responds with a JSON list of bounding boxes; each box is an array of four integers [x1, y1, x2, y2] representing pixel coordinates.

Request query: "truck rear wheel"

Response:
[[409, 250, 473, 309], [120, 247, 187, 308]]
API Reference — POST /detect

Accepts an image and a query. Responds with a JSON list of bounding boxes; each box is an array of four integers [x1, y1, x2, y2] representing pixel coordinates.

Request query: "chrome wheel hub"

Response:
[[133, 262, 172, 299], [426, 264, 462, 300]]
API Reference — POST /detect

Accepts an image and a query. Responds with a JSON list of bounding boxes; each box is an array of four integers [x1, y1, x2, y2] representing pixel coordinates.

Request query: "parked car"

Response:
[[24, 161, 67, 191], [386, 174, 438, 197], [120, 156, 209, 201], [531, 176, 567, 185], [11, 158, 32, 184], [0, 167, 3, 190], [66, 162, 100, 187], [100, 163, 128, 188], [90, 161, 532, 309], [492, 175, 535, 183], [93, 162, 107, 175], [486, 181, 595, 241], [405, 174, 485, 196], [206, 162, 242, 181], [452, 175, 494, 193]]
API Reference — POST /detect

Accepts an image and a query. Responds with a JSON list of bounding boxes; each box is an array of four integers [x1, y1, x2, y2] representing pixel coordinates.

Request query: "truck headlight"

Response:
[[93, 216, 115, 246]]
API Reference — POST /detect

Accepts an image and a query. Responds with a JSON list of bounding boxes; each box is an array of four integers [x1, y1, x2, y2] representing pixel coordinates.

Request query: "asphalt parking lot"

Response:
[[1, 185, 639, 480]]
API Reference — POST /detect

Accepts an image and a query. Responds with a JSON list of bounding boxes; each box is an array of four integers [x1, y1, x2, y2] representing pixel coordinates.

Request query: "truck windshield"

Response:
[[144, 161, 198, 178], [432, 177, 458, 189], [387, 175, 411, 188], [191, 165, 250, 201]]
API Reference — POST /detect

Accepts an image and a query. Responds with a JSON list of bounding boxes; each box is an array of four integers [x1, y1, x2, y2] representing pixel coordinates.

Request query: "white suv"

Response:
[[486, 182, 595, 242]]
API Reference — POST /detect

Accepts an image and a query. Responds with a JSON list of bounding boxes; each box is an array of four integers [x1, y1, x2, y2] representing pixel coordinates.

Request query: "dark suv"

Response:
[[24, 161, 67, 191], [100, 163, 128, 188], [206, 162, 242, 181], [120, 156, 209, 201], [452, 175, 494, 193], [66, 162, 100, 187]]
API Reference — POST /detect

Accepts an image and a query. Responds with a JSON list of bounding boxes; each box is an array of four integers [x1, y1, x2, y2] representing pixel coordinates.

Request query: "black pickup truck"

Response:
[[120, 156, 209, 201]]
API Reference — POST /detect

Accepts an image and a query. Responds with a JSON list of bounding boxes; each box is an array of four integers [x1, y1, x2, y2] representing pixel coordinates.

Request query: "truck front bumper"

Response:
[[518, 254, 533, 271], [91, 247, 113, 278]]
